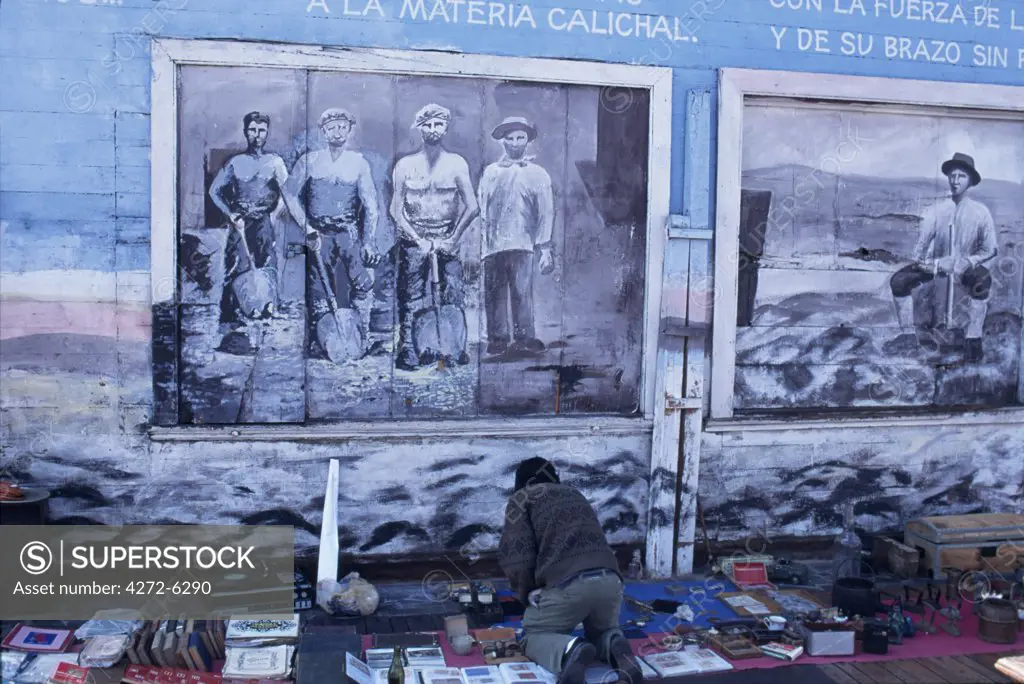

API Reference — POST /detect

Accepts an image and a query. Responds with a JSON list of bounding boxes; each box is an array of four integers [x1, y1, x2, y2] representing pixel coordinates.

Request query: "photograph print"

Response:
[[736, 104, 1024, 411], [170, 64, 652, 424]]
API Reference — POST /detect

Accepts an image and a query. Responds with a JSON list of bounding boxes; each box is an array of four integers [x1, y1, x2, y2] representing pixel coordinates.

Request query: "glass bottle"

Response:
[[832, 503, 862, 580], [627, 550, 644, 580], [387, 646, 405, 684]]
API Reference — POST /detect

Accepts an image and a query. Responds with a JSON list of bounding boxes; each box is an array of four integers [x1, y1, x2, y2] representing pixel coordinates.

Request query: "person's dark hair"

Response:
[[243, 111, 271, 129], [514, 457, 560, 492]]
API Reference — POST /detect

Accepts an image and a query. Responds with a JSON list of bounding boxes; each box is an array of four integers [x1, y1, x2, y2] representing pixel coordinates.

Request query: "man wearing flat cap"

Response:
[[478, 116, 555, 356], [888, 152, 997, 363], [283, 108, 381, 359], [390, 103, 479, 370]]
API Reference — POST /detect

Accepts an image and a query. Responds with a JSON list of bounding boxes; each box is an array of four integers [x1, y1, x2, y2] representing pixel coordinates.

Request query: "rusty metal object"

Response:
[[976, 598, 1020, 645]]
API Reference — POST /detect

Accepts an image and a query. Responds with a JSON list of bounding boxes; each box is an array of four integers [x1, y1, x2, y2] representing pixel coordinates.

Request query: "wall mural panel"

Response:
[[169, 65, 650, 424], [736, 105, 1024, 411]]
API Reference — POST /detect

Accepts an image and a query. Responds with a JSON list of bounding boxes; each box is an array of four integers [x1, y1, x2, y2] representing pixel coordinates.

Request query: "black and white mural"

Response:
[[736, 105, 1024, 411], [171, 66, 650, 424]]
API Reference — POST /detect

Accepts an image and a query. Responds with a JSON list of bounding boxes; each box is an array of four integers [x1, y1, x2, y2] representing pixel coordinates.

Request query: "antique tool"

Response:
[[903, 586, 925, 614], [943, 567, 964, 604], [623, 596, 654, 615], [938, 602, 963, 637], [918, 600, 939, 635]]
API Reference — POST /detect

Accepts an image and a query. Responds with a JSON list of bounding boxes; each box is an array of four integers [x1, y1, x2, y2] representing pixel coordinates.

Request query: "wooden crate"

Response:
[[904, 513, 1024, 579]]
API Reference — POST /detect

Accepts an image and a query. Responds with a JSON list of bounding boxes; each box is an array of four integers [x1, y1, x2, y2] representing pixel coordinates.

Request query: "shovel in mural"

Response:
[[226, 226, 275, 319], [413, 247, 466, 368], [309, 244, 363, 363]]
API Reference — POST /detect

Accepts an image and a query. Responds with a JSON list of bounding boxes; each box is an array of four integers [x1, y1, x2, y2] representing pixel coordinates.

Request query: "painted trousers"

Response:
[[890, 262, 992, 300], [520, 572, 625, 675], [220, 213, 278, 325], [484, 250, 536, 343], [396, 238, 465, 356], [306, 226, 373, 319]]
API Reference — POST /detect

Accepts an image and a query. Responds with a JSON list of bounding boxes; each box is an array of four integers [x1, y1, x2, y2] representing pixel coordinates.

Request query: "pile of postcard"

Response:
[[343, 655, 562, 684], [221, 615, 299, 681], [584, 649, 732, 679]]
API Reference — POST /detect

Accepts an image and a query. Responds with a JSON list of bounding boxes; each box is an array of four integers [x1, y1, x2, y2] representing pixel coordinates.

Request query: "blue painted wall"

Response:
[[2, 0, 1022, 553]]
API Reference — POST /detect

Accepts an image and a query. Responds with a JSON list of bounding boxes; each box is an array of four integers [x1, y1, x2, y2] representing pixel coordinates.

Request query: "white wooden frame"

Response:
[[710, 68, 1024, 421], [150, 39, 672, 436]]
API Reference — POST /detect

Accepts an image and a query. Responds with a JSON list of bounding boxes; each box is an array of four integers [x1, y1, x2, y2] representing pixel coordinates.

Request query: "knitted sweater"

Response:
[[497, 483, 619, 603]]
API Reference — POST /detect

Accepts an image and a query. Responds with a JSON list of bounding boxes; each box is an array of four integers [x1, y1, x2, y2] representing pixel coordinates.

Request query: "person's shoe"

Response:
[[456, 350, 471, 365], [607, 635, 642, 684], [419, 349, 440, 366], [965, 338, 983, 363], [558, 640, 597, 684], [520, 338, 545, 353], [396, 348, 419, 371], [486, 340, 508, 356]]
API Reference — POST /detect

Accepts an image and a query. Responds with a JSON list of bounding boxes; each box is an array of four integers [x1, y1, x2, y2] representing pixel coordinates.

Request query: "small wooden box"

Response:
[[886, 541, 921, 578]]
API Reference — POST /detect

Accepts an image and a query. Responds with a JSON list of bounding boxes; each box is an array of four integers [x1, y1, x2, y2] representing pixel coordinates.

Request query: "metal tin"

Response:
[[977, 598, 1020, 645]]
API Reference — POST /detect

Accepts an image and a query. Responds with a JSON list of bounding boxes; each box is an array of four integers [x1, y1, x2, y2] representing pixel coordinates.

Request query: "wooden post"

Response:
[[676, 90, 713, 575], [644, 89, 713, 578]]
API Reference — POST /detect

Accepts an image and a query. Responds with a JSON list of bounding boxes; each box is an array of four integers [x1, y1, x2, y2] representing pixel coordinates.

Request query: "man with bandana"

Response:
[[209, 111, 289, 324], [389, 103, 479, 370], [283, 108, 381, 359], [478, 116, 554, 356]]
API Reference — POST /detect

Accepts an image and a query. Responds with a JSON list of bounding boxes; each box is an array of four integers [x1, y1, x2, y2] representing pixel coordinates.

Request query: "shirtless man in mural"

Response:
[[390, 103, 479, 371], [888, 152, 997, 363], [209, 111, 289, 325], [283, 108, 381, 359]]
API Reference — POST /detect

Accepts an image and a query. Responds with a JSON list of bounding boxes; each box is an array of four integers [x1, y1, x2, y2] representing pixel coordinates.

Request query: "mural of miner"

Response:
[[888, 152, 997, 363], [283, 108, 382, 359], [390, 103, 479, 371], [478, 116, 555, 357], [209, 111, 289, 324]]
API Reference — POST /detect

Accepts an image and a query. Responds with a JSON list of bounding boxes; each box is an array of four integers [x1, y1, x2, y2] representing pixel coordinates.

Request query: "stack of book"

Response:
[[760, 642, 804, 662], [125, 619, 226, 672], [121, 664, 294, 683], [221, 615, 300, 681]]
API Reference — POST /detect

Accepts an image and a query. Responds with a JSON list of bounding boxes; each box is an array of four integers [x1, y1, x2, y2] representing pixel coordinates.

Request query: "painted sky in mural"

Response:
[[737, 104, 1024, 411], [170, 65, 650, 424]]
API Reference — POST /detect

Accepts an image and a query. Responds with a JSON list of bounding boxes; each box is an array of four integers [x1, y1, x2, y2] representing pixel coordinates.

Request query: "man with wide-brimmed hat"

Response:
[[478, 115, 555, 356], [888, 152, 997, 363]]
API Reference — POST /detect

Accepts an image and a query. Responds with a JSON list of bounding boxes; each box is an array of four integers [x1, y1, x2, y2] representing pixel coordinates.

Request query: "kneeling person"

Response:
[[498, 458, 641, 684]]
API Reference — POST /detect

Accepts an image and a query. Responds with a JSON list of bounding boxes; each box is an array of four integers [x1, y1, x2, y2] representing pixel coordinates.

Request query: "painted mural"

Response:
[[169, 66, 651, 425], [736, 105, 1024, 411]]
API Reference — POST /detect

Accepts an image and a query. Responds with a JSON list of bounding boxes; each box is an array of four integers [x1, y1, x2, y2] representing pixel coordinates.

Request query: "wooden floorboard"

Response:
[[819, 663, 862, 684], [936, 655, 1004, 683], [951, 654, 1012, 683], [884, 659, 946, 683], [914, 657, 977, 683], [838, 662, 888, 683]]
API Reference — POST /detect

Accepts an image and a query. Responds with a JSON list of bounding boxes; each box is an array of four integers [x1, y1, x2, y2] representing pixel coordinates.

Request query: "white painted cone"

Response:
[[317, 459, 340, 585]]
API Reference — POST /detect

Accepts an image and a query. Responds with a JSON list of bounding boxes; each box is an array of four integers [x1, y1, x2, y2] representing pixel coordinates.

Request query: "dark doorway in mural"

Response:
[[737, 105, 1024, 411], [168, 66, 650, 424]]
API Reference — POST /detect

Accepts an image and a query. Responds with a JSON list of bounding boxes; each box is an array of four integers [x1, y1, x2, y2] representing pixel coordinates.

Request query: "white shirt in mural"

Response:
[[913, 196, 997, 267], [478, 155, 555, 259]]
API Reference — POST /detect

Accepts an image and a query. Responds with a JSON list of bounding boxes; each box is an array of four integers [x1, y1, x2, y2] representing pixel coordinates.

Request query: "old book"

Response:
[[297, 629, 360, 684], [186, 632, 213, 672], [150, 627, 167, 668]]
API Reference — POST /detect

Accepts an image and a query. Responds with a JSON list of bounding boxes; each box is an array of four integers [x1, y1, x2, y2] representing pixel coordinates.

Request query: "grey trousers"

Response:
[[521, 572, 625, 674]]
